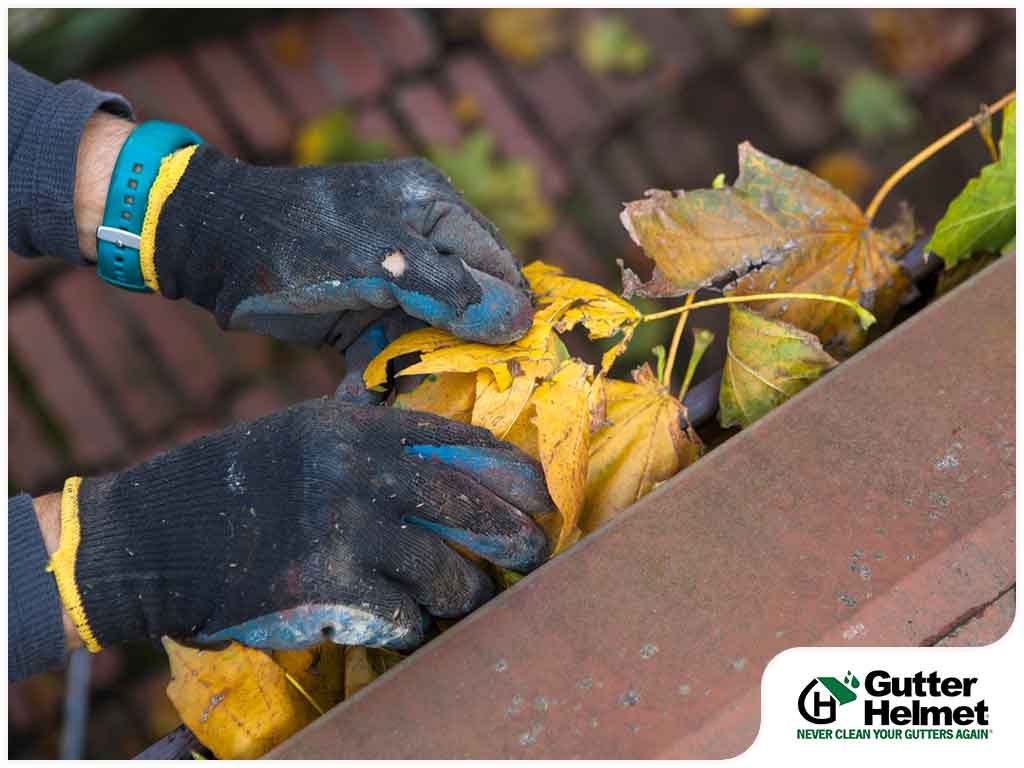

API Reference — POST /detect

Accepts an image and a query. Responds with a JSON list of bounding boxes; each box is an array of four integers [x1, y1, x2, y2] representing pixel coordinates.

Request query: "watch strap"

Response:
[[97, 120, 203, 292]]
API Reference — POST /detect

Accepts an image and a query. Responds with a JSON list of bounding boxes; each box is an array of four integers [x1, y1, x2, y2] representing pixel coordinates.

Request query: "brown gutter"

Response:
[[272, 255, 1015, 759]]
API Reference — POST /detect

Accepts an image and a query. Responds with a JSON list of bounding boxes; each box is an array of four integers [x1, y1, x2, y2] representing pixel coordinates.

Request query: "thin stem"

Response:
[[284, 670, 325, 716], [642, 292, 877, 329], [661, 292, 696, 387], [865, 91, 1015, 223], [679, 328, 714, 401]]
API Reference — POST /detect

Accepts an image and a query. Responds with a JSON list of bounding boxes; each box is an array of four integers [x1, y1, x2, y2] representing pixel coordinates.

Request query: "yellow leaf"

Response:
[[524, 261, 642, 372], [528, 359, 594, 550], [394, 372, 477, 423], [620, 142, 914, 357], [164, 639, 318, 759], [271, 643, 345, 716], [343, 646, 404, 699], [473, 366, 538, 439], [582, 364, 702, 533], [718, 305, 837, 428]]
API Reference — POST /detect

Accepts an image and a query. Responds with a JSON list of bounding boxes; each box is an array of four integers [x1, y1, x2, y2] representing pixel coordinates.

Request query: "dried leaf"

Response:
[[582, 364, 702, 532], [529, 360, 593, 550], [927, 100, 1015, 269], [718, 306, 837, 428], [482, 8, 563, 64], [394, 372, 477, 423], [343, 646, 404, 699], [620, 142, 913, 357], [271, 643, 345, 717], [164, 639, 318, 759], [365, 262, 640, 389]]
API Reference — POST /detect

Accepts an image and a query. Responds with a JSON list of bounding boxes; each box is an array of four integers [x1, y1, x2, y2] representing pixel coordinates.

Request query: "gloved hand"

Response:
[[48, 400, 551, 653], [140, 144, 534, 351]]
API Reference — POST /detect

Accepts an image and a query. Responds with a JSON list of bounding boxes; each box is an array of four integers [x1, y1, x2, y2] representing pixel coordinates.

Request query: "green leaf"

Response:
[[295, 110, 394, 166], [428, 131, 555, 252], [576, 15, 652, 75], [839, 70, 917, 143], [719, 306, 837, 428], [927, 100, 1016, 269]]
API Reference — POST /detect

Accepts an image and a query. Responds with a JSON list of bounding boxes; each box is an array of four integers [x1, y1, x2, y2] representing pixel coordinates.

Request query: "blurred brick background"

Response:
[[8, 8, 1015, 758]]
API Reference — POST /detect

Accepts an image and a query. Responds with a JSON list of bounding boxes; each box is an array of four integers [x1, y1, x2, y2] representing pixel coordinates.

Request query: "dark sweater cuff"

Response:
[[8, 63, 133, 265], [8, 493, 67, 681]]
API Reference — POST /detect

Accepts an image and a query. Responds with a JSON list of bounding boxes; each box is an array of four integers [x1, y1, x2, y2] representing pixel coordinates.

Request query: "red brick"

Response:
[[603, 137, 656, 200], [247, 20, 337, 122], [355, 106, 410, 154], [540, 221, 613, 286], [8, 250, 61, 295], [317, 12, 388, 102], [191, 40, 292, 157], [231, 382, 288, 423], [502, 56, 603, 145], [741, 49, 836, 152], [52, 271, 178, 439], [9, 300, 126, 467], [116, 294, 227, 409], [627, 10, 706, 82], [445, 53, 568, 197], [8, 395, 64, 493], [361, 9, 437, 74], [395, 81, 462, 147], [89, 55, 239, 157]]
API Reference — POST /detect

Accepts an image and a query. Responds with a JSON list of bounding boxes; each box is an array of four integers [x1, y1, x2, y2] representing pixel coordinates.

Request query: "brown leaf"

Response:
[[620, 142, 914, 357], [582, 364, 702, 532]]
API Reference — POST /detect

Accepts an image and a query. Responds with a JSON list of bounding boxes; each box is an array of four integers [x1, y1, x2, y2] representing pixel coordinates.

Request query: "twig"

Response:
[[865, 91, 1015, 223], [661, 292, 696, 387]]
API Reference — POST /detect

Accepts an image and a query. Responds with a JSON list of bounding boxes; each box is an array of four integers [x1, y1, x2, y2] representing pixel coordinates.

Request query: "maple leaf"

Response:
[[364, 262, 641, 390], [620, 142, 914, 357], [927, 100, 1015, 269], [718, 305, 837, 428], [271, 643, 345, 716], [164, 639, 322, 759], [582, 364, 702, 533]]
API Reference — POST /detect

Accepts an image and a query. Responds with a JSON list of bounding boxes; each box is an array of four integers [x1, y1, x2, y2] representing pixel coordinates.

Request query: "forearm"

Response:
[[33, 491, 83, 652], [8, 492, 72, 680], [75, 112, 134, 262], [7, 61, 133, 264]]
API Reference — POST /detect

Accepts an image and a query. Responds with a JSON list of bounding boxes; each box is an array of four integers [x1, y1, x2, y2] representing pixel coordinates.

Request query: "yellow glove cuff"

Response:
[[139, 144, 199, 293], [46, 477, 101, 653]]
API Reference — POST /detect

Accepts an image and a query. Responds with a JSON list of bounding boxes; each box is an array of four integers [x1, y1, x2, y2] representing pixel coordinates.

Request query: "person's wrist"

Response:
[[75, 112, 135, 264], [34, 491, 83, 652]]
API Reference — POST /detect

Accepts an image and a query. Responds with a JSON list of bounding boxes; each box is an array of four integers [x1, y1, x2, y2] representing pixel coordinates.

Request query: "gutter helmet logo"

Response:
[[798, 672, 860, 724]]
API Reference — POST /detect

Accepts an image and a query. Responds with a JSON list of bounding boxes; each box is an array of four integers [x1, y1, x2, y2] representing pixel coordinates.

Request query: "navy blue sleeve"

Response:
[[8, 493, 67, 680], [8, 60, 134, 264]]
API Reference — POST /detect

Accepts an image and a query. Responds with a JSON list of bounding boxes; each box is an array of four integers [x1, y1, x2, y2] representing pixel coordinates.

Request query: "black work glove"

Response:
[[52, 400, 551, 652], [147, 145, 534, 351]]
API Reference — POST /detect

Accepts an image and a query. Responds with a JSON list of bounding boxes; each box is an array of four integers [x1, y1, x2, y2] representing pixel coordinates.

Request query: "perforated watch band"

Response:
[[96, 120, 203, 291]]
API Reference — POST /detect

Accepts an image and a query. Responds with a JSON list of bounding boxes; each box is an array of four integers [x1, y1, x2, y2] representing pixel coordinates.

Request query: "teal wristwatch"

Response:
[[96, 120, 203, 292]]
